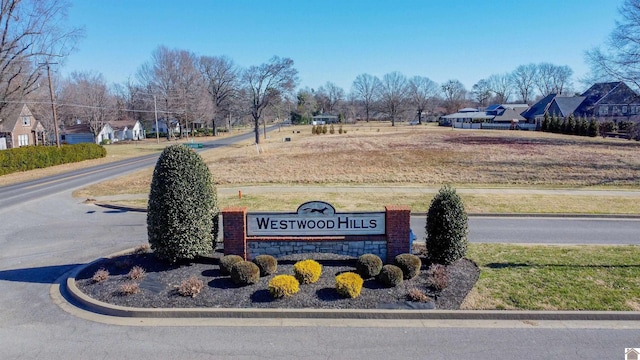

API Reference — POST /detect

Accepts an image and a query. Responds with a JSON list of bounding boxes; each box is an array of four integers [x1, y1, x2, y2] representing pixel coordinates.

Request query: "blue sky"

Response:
[[64, 0, 621, 94]]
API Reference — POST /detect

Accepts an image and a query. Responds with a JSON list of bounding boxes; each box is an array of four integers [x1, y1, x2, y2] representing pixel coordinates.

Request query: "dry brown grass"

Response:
[[207, 124, 640, 187], [71, 123, 640, 214]]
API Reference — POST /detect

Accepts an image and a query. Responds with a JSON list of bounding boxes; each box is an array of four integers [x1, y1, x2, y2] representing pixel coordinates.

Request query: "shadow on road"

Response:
[[0, 264, 81, 284]]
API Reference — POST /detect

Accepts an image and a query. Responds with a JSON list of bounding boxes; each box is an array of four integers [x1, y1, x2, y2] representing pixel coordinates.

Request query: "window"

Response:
[[599, 106, 608, 116], [623, 106, 628, 114], [22, 116, 30, 126], [18, 134, 28, 146]]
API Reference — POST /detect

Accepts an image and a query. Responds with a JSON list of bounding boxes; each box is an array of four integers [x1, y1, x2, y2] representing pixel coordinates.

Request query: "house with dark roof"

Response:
[[0, 104, 45, 150], [60, 122, 114, 144], [522, 82, 640, 125], [576, 81, 640, 119]]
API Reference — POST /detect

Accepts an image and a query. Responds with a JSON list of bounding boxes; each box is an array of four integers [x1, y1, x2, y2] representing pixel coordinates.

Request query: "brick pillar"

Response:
[[222, 207, 248, 260], [385, 205, 411, 263]]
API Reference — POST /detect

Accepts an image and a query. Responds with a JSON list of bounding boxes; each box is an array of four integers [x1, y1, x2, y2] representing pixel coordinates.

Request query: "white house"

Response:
[[110, 119, 145, 141]]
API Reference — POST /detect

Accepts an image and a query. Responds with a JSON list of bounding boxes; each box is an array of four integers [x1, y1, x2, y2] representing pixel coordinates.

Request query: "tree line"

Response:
[[2, 0, 587, 146]]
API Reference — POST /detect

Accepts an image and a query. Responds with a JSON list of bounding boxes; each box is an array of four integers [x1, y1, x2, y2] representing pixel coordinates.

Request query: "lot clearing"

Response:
[[72, 123, 640, 214]]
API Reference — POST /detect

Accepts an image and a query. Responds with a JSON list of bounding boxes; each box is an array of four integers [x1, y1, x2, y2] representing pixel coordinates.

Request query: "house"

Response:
[[626, 348, 639, 360], [151, 118, 180, 134], [0, 104, 46, 150], [312, 114, 339, 125], [60, 122, 114, 144], [522, 82, 640, 124], [440, 105, 531, 130], [576, 81, 640, 120], [110, 119, 145, 141]]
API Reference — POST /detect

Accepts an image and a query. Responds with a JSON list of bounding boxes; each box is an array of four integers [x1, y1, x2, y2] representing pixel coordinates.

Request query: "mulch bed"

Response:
[[75, 250, 479, 310]]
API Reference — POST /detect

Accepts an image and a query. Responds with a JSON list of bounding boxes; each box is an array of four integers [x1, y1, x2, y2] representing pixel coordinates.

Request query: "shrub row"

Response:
[[0, 143, 107, 175]]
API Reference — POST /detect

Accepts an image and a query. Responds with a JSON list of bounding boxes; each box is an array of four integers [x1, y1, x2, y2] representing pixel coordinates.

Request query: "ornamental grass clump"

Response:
[[177, 276, 204, 297], [230, 261, 260, 285], [119, 282, 140, 295], [425, 185, 468, 265], [92, 268, 109, 283], [293, 259, 322, 284], [253, 254, 278, 276], [427, 263, 449, 291], [220, 254, 244, 275], [406, 288, 432, 303], [356, 253, 383, 279], [268, 275, 300, 298], [394, 253, 422, 279], [147, 144, 219, 263], [127, 266, 146, 280], [335, 272, 364, 298], [378, 264, 403, 287]]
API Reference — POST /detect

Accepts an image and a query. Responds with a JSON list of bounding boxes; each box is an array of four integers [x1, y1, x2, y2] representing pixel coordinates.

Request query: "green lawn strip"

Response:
[[466, 244, 640, 310]]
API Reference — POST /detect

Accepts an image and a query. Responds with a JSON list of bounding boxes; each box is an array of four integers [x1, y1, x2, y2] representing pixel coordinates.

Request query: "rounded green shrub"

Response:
[[425, 185, 468, 265], [268, 275, 300, 298], [220, 255, 244, 275], [146, 144, 219, 263], [378, 264, 403, 287], [230, 261, 260, 285], [394, 253, 422, 279], [356, 253, 383, 279], [293, 259, 322, 284], [335, 272, 364, 298], [253, 254, 278, 276]]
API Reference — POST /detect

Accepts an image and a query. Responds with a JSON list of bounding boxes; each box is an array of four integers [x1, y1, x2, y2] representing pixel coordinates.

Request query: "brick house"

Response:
[[0, 104, 45, 150]]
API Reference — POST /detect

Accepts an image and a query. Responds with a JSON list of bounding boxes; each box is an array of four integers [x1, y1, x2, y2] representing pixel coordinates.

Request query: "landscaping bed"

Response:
[[75, 250, 479, 310]]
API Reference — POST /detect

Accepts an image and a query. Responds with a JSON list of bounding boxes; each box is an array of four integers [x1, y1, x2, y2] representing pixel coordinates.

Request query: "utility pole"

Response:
[[43, 62, 60, 148], [153, 95, 159, 144]]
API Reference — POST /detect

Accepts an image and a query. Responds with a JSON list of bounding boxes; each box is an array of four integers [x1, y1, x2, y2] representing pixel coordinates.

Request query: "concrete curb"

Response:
[[58, 248, 640, 322]]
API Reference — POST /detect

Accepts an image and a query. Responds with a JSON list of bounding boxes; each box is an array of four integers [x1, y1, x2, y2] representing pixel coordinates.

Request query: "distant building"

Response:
[[440, 104, 532, 130], [312, 114, 338, 125]]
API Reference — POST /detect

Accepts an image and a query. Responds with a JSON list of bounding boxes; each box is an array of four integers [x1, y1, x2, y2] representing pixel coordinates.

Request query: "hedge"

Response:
[[0, 144, 107, 176]]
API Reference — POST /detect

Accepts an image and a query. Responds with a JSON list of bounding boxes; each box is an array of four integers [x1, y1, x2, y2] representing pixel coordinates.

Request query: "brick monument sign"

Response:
[[222, 201, 411, 263]]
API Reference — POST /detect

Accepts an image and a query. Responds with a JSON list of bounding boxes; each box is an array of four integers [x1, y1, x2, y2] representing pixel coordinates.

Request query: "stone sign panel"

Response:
[[246, 201, 385, 236]]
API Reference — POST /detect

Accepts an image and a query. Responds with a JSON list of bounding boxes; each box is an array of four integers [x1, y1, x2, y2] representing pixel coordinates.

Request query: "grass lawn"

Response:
[[463, 243, 640, 311]]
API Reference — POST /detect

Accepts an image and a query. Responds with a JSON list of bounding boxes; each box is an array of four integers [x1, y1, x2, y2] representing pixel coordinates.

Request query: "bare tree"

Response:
[[472, 79, 492, 107], [535, 63, 573, 95], [316, 82, 344, 114], [242, 56, 298, 144], [486, 73, 513, 103], [586, 0, 640, 89], [137, 46, 205, 139], [58, 71, 114, 139], [351, 73, 380, 122], [378, 71, 409, 126], [199, 55, 239, 134], [0, 0, 83, 127], [441, 79, 467, 114], [511, 64, 537, 103], [408, 76, 438, 124]]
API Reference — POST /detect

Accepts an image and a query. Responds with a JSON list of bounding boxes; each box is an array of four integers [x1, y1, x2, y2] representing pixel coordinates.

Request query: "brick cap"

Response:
[[384, 205, 411, 211], [222, 206, 248, 213]]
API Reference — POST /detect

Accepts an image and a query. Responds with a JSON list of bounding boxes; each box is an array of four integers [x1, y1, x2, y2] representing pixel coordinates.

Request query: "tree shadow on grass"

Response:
[[486, 262, 640, 269]]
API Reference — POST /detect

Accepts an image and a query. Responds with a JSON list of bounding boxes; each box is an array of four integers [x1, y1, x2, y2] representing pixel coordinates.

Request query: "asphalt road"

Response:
[[1, 128, 639, 359]]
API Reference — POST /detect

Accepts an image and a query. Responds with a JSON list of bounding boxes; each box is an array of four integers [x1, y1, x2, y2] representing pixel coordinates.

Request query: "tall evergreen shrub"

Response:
[[425, 185, 468, 265], [147, 144, 219, 262]]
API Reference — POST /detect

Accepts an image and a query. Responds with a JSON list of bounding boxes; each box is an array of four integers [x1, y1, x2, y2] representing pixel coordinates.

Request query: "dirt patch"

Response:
[[75, 250, 479, 310]]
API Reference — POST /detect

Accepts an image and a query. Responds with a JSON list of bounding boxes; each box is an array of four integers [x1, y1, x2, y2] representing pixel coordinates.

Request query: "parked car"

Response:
[[409, 120, 420, 125]]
